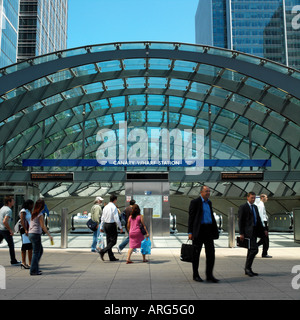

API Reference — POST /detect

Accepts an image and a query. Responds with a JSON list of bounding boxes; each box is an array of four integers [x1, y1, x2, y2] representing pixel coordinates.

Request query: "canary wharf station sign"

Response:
[[95, 121, 205, 175]]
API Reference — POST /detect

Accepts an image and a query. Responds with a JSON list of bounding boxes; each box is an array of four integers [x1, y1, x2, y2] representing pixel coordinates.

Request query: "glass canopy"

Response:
[[0, 41, 299, 197]]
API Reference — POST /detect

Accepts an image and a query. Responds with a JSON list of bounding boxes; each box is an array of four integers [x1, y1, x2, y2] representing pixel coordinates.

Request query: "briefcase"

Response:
[[236, 237, 250, 249], [180, 241, 194, 263]]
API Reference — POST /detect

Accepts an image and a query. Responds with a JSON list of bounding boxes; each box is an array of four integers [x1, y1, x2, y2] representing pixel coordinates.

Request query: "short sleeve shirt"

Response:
[[0, 206, 12, 230]]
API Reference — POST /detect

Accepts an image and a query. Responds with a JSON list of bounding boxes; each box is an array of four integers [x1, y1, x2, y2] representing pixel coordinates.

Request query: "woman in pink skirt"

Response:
[[126, 204, 149, 264]]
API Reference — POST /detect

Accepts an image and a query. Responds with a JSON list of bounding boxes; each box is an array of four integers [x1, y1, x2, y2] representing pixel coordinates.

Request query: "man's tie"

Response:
[[251, 205, 257, 226]]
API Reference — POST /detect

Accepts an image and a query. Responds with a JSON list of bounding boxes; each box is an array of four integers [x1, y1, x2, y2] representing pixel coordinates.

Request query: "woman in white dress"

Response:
[[20, 200, 34, 269]]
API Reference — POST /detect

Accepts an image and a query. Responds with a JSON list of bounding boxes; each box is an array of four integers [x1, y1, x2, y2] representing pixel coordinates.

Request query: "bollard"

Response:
[[228, 207, 235, 248], [61, 208, 68, 248], [143, 208, 153, 244]]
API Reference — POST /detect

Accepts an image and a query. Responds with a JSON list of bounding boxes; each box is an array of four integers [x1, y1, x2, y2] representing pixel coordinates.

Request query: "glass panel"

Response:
[[148, 77, 167, 88], [173, 60, 197, 72], [124, 59, 145, 70], [169, 78, 189, 90], [97, 60, 121, 72], [110, 96, 125, 108], [180, 114, 195, 126], [126, 77, 144, 89], [169, 96, 183, 108], [128, 95, 145, 106], [82, 82, 103, 94], [147, 111, 163, 122], [90, 44, 116, 53], [106, 79, 124, 90], [149, 59, 171, 70], [71, 64, 98, 76], [148, 95, 164, 106], [184, 99, 200, 110], [197, 64, 221, 76]]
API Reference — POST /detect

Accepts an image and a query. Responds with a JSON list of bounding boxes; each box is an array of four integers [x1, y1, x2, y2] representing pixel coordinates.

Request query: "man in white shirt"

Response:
[[0, 196, 21, 265], [99, 195, 123, 261], [257, 194, 272, 258]]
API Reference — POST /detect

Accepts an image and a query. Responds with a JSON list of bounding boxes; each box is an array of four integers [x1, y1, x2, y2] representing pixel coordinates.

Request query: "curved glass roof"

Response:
[[0, 41, 299, 197]]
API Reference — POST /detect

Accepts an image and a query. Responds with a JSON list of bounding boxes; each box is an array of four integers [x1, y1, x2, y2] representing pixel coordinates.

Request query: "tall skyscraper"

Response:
[[195, 0, 300, 69], [18, 0, 68, 62], [0, 0, 20, 68], [0, 0, 68, 68]]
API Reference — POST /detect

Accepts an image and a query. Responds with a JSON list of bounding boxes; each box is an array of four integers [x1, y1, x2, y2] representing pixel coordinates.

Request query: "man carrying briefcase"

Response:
[[188, 185, 220, 283]]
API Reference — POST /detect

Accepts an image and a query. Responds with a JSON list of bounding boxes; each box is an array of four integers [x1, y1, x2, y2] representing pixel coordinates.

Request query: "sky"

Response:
[[67, 0, 199, 49]]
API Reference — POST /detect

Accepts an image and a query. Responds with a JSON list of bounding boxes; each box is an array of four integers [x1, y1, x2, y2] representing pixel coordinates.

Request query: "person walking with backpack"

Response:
[[90, 197, 103, 252]]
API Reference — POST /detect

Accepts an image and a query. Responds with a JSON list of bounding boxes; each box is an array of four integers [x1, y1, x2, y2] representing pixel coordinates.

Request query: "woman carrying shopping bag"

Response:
[[126, 204, 149, 264]]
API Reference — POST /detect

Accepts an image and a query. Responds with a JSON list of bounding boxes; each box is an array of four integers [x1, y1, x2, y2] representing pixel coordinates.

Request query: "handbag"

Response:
[[139, 222, 147, 235], [180, 240, 194, 263], [86, 219, 98, 232]]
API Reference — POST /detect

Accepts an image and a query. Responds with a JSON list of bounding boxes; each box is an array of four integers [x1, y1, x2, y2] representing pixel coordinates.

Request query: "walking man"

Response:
[[90, 196, 103, 252], [238, 191, 267, 277], [99, 195, 123, 261], [0, 196, 21, 265], [257, 194, 272, 258], [188, 185, 220, 283]]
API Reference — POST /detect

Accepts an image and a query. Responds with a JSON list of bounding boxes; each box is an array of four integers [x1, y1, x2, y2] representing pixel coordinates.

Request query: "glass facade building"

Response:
[[195, 0, 300, 69], [18, 0, 68, 61], [0, 0, 19, 68]]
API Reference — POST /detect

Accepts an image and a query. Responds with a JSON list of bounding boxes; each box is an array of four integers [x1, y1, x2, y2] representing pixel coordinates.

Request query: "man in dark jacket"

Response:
[[238, 191, 267, 277], [188, 185, 219, 283]]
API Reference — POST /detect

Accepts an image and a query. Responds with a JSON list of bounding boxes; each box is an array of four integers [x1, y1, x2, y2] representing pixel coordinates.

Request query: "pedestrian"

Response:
[[257, 194, 272, 258], [99, 195, 123, 261], [20, 199, 34, 269], [90, 196, 103, 252], [28, 199, 53, 275], [126, 204, 149, 264], [238, 191, 267, 277], [117, 199, 136, 254], [188, 185, 220, 283], [0, 196, 21, 266]]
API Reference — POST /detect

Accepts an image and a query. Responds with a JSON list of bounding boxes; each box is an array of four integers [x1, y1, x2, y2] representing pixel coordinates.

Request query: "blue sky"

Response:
[[67, 0, 199, 49]]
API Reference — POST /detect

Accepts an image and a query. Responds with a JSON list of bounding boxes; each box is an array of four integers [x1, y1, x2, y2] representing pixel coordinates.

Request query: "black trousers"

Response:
[[192, 225, 215, 278], [101, 223, 117, 260], [0, 230, 17, 264], [257, 221, 269, 256], [245, 227, 259, 270]]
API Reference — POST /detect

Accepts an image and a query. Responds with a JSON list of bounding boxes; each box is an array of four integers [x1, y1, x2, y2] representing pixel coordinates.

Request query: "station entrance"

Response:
[[125, 172, 170, 237]]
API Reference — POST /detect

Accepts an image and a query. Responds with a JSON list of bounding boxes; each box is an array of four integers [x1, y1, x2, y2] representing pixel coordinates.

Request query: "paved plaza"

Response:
[[0, 232, 299, 300]]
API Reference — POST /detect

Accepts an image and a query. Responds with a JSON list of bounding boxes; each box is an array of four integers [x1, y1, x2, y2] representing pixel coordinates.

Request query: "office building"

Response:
[[0, 0, 20, 68], [0, 0, 68, 68], [195, 0, 300, 69], [18, 0, 68, 61]]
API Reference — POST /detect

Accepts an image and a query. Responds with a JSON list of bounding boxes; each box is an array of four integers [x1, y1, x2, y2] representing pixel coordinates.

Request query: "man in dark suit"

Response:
[[238, 191, 267, 277], [188, 185, 220, 283]]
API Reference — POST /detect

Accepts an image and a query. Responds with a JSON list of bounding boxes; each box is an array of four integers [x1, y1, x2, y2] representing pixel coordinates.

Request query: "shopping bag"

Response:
[[141, 237, 151, 255], [180, 241, 194, 263], [96, 233, 105, 252]]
